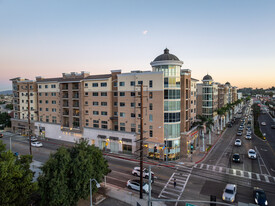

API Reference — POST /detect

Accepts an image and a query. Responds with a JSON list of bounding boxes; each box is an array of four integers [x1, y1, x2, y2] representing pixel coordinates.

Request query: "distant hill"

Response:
[[0, 90, 12, 95]]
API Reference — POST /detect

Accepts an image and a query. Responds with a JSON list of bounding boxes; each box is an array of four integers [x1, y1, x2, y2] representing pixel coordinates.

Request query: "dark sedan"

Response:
[[253, 187, 268, 205], [232, 153, 241, 163]]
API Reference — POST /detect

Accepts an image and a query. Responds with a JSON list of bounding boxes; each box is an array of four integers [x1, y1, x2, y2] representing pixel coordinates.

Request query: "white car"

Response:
[[248, 149, 257, 159], [261, 122, 266, 126], [234, 139, 242, 146], [246, 134, 252, 140], [30, 136, 38, 141], [246, 130, 252, 135], [31, 141, 43, 147], [132, 167, 155, 179], [222, 184, 237, 203], [127, 179, 149, 193]]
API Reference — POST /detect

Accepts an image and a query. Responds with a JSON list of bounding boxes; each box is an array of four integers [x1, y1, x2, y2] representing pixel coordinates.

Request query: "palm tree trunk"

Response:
[[209, 130, 211, 145]]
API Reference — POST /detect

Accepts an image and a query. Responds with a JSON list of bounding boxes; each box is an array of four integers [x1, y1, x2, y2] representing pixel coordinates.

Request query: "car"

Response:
[[261, 122, 266, 126], [246, 130, 252, 135], [253, 187, 268, 205], [238, 127, 243, 131], [271, 125, 275, 129], [234, 139, 242, 146], [30, 136, 38, 141], [31, 141, 43, 147], [0, 133, 3, 138], [248, 149, 257, 159], [237, 131, 242, 136], [232, 153, 241, 163], [227, 123, 232, 128], [222, 184, 237, 203], [132, 167, 155, 179], [127, 179, 149, 193], [246, 134, 252, 140]]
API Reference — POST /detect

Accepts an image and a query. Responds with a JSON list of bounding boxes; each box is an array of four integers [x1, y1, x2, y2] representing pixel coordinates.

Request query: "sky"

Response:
[[0, 0, 275, 91]]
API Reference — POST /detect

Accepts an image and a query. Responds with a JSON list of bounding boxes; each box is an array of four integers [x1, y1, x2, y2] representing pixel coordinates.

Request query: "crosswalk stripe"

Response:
[[207, 165, 210, 170], [213, 166, 216, 171], [264, 175, 270, 183], [232, 169, 236, 176], [256, 174, 260, 181], [219, 167, 223, 173], [200, 164, 203, 169], [162, 190, 180, 197], [240, 170, 244, 177], [226, 168, 229, 174], [248, 172, 252, 179]]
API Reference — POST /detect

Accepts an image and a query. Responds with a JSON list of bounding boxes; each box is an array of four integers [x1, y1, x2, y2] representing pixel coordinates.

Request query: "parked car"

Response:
[[238, 127, 243, 132], [271, 125, 275, 129], [237, 131, 242, 136], [0, 133, 3, 138], [261, 122, 266, 126], [248, 149, 257, 159], [253, 187, 268, 205], [31, 141, 43, 147], [127, 179, 149, 193], [227, 123, 232, 128], [222, 184, 237, 203], [132, 167, 155, 179], [30, 136, 38, 141], [232, 153, 241, 163], [234, 139, 242, 146]]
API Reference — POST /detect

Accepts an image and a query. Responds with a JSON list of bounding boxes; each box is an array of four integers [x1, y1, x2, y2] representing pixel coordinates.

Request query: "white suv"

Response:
[[222, 184, 237, 203], [248, 149, 257, 159], [132, 167, 155, 179]]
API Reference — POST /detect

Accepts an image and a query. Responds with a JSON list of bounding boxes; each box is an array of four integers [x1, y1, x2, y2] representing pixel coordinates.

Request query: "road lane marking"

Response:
[[255, 146, 271, 176], [215, 135, 235, 166], [158, 172, 175, 198], [162, 190, 180, 197], [226, 168, 229, 174]]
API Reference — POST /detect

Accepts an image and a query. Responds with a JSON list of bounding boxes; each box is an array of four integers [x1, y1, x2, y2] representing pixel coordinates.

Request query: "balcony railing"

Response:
[[63, 112, 69, 115], [63, 103, 69, 107], [73, 94, 79, 98], [73, 103, 79, 108], [62, 94, 69, 98]]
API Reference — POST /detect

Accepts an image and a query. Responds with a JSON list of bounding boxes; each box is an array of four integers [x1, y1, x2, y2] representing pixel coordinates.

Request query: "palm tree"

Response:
[[217, 108, 226, 131], [206, 118, 214, 144], [196, 115, 207, 151]]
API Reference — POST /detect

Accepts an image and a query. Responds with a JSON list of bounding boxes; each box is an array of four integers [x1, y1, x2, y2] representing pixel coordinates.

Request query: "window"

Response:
[[131, 102, 135, 107], [164, 112, 181, 122], [149, 114, 153, 122], [149, 103, 153, 110], [131, 113, 135, 118], [131, 128, 136, 132], [114, 102, 118, 107], [52, 116, 57, 123], [101, 92, 107, 96], [52, 108, 57, 112], [30, 100, 33, 103], [85, 101, 88, 105], [101, 111, 108, 115], [45, 100, 48, 104], [39, 100, 42, 104], [52, 92, 56, 96], [150, 130, 153, 137], [114, 112, 118, 116], [130, 81, 135, 86], [138, 80, 143, 85], [120, 102, 125, 107], [93, 101, 98, 106], [93, 124, 99, 128], [85, 92, 88, 96], [51, 84, 56, 88], [93, 111, 99, 115], [93, 92, 98, 96], [149, 80, 153, 88], [114, 82, 117, 87], [102, 125, 108, 129], [92, 83, 98, 87], [46, 116, 49, 122], [39, 93, 42, 96], [85, 83, 88, 87], [120, 122, 125, 126], [45, 85, 48, 89], [114, 92, 118, 97], [93, 120, 99, 123], [131, 92, 135, 96], [45, 93, 48, 96], [120, 92, 125, 96], [39, 85, 42, 89], [102, 121, 108, 124], [119, 82, 125, 86], [52, 100, 56, 104], [101, 82, 107, 87], [120, 127, 125, 131], [46, 108, 49, 111], [39, 108, 42, 111], [149, 92, 153, 99], [101, 102, 107, 106], [120, 112, 125, 117]]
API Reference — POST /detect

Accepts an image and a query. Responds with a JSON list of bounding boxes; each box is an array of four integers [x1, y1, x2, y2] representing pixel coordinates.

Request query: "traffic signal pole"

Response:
[[139, 82, 144, 199]]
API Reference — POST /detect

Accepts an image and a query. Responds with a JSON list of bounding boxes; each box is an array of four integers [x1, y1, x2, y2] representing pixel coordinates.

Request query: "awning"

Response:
[[97, 135, 106, 139], [109, 136, 119, 141], [122, 138, 132, 143]]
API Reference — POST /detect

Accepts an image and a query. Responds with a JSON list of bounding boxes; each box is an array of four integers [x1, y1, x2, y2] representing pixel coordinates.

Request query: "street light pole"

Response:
[[27, 82, 32, 155], [90, 178, 100, 206]]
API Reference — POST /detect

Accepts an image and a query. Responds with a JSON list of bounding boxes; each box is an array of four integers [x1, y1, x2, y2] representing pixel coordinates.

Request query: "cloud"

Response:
[[142, 30, 148, 35]]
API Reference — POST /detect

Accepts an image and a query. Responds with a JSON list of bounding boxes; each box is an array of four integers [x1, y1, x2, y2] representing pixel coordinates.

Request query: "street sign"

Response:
[[186, 203, 196, 206]]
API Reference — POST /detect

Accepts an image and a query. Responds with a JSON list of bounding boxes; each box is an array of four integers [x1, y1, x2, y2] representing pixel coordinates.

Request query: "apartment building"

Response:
[[190, 78, 198, 126], [10, 48, 197, 160]]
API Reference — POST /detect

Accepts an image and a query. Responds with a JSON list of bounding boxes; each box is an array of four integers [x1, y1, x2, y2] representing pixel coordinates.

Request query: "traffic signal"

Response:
[[190, 143, 194, 154]]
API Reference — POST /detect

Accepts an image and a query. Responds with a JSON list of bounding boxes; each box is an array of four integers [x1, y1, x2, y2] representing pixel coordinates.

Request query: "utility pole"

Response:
[[139, 82, 144, 199], [27, 82, 32, 155]]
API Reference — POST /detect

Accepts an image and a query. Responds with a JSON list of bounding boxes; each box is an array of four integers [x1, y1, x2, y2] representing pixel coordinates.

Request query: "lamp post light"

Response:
[[158, 126, 168, 161], [90, 178, 100, 206]]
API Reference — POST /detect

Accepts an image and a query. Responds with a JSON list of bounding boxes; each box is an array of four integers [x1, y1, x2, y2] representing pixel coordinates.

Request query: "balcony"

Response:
[[73, 103, 79, 108], [72, 92, 79, 99], [73, 109, 80, 116], [62, 93, 69, 98], [62, 84, 69, 90], [110, 116, 118, 120], [72, 83, 79, 90]]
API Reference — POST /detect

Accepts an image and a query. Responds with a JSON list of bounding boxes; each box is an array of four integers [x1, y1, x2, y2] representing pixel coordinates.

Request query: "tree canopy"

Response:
[[0, 140, 37, 206], [0, 112, 11, 128], [38, 139, 110, 206]]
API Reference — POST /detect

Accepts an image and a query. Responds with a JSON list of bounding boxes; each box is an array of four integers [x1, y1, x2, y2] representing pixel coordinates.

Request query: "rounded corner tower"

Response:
[[150, 48, 183, 160]]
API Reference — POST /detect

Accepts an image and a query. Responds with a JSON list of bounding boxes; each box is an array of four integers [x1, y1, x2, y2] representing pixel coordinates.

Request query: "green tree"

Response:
[[0, 112, 11, 128], [0, 140, 37, 206], [38, 139, 110, 206], [5, 104, 13, 110], [206, 118, 214, 144]]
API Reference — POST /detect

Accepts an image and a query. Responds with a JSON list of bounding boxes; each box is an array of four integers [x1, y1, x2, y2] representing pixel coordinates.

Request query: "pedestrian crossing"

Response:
[[194, 163, 275, 184], [158, 165, 192, 205]]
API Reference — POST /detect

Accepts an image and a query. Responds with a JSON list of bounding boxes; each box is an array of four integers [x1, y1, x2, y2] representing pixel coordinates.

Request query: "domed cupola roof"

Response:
[[203, 74, 213, 81], [153, 48, 180, 61], [225, 81, 231, 86]]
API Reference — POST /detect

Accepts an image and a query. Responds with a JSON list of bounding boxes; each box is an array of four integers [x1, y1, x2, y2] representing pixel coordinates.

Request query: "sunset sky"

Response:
[[0, 0, 274, 91]]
